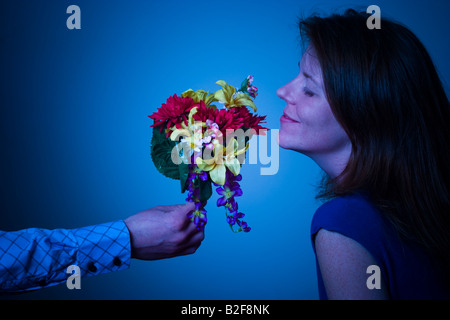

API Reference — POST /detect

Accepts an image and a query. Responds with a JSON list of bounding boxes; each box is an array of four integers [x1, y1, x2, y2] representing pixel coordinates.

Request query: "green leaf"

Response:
[[198, 177, 212, 203], [178, 162, 190, 193], [150, 126, 180, 180], [150, 123, 212, 202], [240, 77, 249, 93]]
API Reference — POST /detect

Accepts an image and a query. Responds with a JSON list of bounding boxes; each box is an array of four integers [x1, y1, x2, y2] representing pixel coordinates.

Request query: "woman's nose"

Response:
[[277, 75, 301, 104], [277, 79, 296, 104], [276, 84, 288, 101]]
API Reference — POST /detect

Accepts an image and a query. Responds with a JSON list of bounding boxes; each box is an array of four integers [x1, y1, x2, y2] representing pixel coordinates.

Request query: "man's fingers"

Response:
[[178, 202, 196, 215], [181, 226, 205, 248], [177, 233, 205, 256]]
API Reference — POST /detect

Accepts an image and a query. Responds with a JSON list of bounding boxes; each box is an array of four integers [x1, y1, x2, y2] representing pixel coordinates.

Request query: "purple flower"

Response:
[[184, 165, 208, 231], [238, 220, 251, 233], [239, 75, 258, 99], [216, 181, 243, 207], [227, 199, 238, 212], [234, 211, 245, 219], [226, 215, 236, 226], [187, 202, 207, 231], [199, 171, 208, 181], [215, 169, 251, 233], [185, 175, 198, 203], [186, 164, 251, 233]]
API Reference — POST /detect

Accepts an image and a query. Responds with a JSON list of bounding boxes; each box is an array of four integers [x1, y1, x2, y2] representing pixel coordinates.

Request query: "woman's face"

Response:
[[277, 46, 352, 177]]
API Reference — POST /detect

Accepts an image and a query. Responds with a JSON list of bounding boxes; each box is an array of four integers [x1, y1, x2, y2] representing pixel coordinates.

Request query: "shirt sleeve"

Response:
[[0, 220, 131, 293]]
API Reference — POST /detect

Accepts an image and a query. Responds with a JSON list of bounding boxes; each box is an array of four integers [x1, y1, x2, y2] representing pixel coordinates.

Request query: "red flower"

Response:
[[149, 94, 195, 137], [192, 101, 245, 134], [231, 107, 269, 135]]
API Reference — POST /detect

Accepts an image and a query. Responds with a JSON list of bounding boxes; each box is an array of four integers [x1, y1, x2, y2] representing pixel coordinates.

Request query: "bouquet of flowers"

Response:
[[149, 76, 268, 233]]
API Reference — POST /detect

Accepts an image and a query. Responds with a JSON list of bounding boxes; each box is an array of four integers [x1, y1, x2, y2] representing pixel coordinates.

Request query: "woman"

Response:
[[277, 9, 450, 299]]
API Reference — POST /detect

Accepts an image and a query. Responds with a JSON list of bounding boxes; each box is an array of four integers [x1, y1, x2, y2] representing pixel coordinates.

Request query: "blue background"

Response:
[[1, 0, 448, 299]]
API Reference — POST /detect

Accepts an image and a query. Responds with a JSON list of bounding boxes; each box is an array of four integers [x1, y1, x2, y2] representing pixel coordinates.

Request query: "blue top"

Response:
[[311, 193, 450, 300]]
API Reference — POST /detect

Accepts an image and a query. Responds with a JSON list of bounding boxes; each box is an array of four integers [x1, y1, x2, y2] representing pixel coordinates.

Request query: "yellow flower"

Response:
[[181, 89, 217, 107], [196, 138, 249, 185], [214, 80, 257, 112], [170, 107, 206, 155]]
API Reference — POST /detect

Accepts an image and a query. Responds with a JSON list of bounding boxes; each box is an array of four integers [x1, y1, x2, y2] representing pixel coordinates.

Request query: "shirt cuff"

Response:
[[72, 220, 131, 278]]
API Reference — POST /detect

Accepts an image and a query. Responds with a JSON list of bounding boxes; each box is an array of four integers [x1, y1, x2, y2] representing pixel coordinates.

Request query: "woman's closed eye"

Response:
[[303, 87, 315, 97]]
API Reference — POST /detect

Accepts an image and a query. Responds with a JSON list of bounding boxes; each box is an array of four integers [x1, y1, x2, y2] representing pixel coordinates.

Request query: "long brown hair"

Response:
[[300, 10, 450, 269]]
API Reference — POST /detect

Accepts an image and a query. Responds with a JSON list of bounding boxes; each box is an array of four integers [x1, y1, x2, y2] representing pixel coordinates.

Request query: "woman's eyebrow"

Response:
[[303, 71, 320, 87], [298, 60, 322, 89]]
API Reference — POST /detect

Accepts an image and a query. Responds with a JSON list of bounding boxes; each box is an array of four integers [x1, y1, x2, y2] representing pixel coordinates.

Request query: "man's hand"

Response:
[[124, 202, 204, 260]]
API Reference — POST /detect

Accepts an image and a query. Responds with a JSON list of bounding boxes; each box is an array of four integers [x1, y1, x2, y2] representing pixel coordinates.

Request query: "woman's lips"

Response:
[[280, 113, 299, 123]]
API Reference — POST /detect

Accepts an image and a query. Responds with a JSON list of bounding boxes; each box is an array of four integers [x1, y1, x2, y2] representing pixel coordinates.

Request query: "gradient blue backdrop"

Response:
[[1, 0, 449, 299]]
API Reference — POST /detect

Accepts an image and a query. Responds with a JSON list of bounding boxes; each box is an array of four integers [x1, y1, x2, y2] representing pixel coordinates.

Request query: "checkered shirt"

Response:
[[0, 220, 131, 292]]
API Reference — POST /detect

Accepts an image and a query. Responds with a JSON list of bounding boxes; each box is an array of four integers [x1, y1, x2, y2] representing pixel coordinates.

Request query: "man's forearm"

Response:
[[0, 220, 131, 292]]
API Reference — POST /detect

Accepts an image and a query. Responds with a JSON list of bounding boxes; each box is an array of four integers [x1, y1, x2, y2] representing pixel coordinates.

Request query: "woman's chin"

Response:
[[278, 132, 309, 155], [277, 131, 288, 149], [277, 131, 295, 150]]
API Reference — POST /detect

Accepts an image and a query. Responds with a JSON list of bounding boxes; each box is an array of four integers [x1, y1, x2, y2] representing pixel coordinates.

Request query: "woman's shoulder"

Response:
[[312, 192, 386, 233], [311, 192, 450, 299], [310, 192, 391, 256]]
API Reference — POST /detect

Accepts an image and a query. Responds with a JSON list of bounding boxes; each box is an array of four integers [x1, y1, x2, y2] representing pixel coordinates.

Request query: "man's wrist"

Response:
[[72, 220, 131, 277]]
